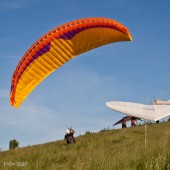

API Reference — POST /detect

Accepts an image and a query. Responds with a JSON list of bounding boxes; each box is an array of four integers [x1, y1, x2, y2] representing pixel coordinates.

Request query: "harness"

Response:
[[65, 133, 75, 144]]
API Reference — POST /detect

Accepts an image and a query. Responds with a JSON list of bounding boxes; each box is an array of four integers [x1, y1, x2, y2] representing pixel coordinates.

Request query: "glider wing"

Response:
[[106, 101, 170, 121]]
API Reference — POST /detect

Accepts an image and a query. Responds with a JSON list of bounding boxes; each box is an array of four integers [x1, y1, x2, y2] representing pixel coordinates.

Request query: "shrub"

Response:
[[9, 139, 19, 149], [85, 131, 91, 135]]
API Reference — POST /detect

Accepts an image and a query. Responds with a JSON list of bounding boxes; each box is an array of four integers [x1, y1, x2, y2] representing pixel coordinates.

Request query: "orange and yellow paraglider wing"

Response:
[[10, 17, 132, 108]]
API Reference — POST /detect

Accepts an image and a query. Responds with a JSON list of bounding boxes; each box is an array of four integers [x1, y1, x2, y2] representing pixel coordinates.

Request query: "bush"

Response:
[[85, 131, 91, 135], [9, 139, 19, 149]]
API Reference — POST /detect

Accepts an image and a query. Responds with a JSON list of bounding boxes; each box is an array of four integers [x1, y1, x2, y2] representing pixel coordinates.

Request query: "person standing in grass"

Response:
[[122, 118, 127, 128], [131, 116, 136, 127], [64, 128, 76, 145]]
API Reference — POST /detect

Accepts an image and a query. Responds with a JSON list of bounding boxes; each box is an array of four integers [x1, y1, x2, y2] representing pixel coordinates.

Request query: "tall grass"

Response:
[[0, 122, 169, 170]]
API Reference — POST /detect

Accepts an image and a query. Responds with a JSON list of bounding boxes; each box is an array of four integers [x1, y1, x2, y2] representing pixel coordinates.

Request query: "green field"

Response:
[[0, 122, 170, 170]]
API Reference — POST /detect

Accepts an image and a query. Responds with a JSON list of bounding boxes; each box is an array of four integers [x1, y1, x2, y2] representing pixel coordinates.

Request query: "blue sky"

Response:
[[1, 0, 170, 150]]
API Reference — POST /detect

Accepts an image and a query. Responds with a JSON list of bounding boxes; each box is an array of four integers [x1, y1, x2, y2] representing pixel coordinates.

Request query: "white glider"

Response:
[[106, 100, 170, 121]]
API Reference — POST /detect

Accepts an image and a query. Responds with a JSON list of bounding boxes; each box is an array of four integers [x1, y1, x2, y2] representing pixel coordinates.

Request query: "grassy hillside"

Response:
[[0, 122, 170, 170]]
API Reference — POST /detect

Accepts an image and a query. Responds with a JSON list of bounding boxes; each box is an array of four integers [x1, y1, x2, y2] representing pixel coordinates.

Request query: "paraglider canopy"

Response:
[[10, 17, 132, 108]]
